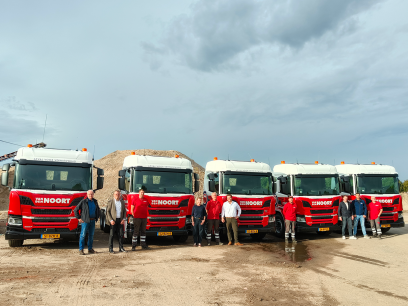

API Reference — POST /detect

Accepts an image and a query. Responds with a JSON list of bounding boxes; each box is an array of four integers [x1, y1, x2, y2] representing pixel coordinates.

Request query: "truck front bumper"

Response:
[[295, 221, 341, 232], [5, 225, 80, 240]]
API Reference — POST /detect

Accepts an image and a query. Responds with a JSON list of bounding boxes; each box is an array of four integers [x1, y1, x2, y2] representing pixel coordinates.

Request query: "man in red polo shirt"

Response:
[[283, 196, 297, 243], [205, 192, 223, 246], [131, 189, 149, 250], [368, 196, 383, 238]]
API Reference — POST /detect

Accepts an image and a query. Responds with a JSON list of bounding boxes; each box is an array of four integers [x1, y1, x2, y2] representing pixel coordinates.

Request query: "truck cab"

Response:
[[273, 161, 342, 237], [1, 145, 104, 247], [336, 162, 404, 232], [203, 158, 275, 241], [100, 153, 199, 243]]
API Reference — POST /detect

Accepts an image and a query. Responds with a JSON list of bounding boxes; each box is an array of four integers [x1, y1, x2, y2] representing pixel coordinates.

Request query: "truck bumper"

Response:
[[295, 222, 341, 232], [366, 217, 405, 228], [126, 224, 189, 237], [5, 225, 80, 240]]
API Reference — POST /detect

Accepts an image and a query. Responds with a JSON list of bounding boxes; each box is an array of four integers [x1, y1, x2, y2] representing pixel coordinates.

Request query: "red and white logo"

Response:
[[35, 198, 70, 204], [240, 201, 262, 206], [377, 199, 392, 204], [311, 201, 331, 206], [151, 200, 179, 206]]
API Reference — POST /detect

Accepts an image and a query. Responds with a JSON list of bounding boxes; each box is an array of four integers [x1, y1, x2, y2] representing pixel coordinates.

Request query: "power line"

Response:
[[0, 139, 24, 147]]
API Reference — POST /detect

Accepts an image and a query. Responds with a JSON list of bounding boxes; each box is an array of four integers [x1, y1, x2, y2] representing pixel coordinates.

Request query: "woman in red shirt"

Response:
[[205, 192, 223, 246]]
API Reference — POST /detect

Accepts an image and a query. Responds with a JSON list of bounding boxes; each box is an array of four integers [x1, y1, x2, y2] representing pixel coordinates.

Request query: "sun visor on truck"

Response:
[[356, 174, 398, 177], [223, 171, 272, 176], [132, 166, 192, 173], [17, 159, 92, 168]]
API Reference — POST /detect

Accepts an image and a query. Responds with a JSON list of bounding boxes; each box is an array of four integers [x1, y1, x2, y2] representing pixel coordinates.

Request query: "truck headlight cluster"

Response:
[[398, 212, 403, 219], [296, 216, 305, 222], [8, 215, 22, 226], [185, 217, 192, 225], [268, 216, 275, 223]]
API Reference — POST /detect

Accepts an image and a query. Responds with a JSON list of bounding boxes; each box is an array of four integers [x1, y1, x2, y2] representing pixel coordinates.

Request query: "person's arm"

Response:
[[363, 202, 367, 218], [201, 207, 206, 225], [221, 204, 225, 223], [351, 202, 355, 220], [105, 201, 114, 225], [74, 200, 83, 223], [191, 206, 196, 226], [131, 198, 136, 217], [338, 203, 342, 221], [121, 201, 126, 224], [378, 208, 383, 217], [352, 201, 356, 217], [236, 203, 241, 219]]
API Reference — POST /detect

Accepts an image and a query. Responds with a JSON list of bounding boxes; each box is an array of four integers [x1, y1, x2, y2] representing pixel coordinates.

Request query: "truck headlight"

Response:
[[8, 215, 22, 226], [269, 216, 275, 223], [296, 216, 305, 222], [398, 212, 403, 219], [185, 217, 192, 225]]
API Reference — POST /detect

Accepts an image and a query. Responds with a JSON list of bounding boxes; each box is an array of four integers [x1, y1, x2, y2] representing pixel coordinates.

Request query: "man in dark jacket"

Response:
[[74, 190, 100, 255], [338, 195, 356, 240], [352, 193, 370, 239], [105, 190, 127, 253]]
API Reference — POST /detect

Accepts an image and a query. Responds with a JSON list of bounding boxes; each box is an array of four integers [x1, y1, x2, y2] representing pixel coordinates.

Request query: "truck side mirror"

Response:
[[118, 170, 126, 177], [1, 172, 8, 186], [194, 180, 200, 193], [279, 176, 287, 184], [118, 177, 125, 190], [194, 173, 199, 180], [97, 177, 104, 190], [97, 168, 104, 176], [207, 173, 215, 180], [2, 163, 10, 171], [209, 181, 216, 192]]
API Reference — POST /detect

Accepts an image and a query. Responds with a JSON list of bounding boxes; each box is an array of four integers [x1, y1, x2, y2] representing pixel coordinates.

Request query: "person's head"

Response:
[[288, 196, 293, 203], [87, 190, 94, 200], [371, 196, 376, 202], [114, 190, 121, 200], [139, 188, 145, 198], [226, 194, 233, 202], [343, 195, 348, 202], [355, 192, 361, 200], [196, 197, 202, 206], [211, 192, 217, 201]]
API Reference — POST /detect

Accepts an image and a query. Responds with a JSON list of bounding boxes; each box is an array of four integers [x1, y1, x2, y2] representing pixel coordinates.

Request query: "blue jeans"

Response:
[[193, 217, 204, 244], [353, 215, 367, 236], [79, 220, 95, 251]]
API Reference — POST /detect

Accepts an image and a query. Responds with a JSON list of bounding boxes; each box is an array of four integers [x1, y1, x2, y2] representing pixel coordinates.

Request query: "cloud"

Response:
[[143, 0, 383, 71], [0, 96, 37, 111]]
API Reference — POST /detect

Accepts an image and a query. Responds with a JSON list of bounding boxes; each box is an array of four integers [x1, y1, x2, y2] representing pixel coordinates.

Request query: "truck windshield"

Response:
[[357, 175, 399, 194], [222, 173, 272, 195], [294, 175, 340, 196], [13, 164, 92, 191], [133, 170, 192, 194]]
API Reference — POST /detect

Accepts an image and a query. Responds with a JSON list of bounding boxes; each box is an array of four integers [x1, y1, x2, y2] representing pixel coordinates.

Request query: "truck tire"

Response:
[[274, 214, 285, 238], [100, 210, 110, 233], [250, 232, 267, 241], [8, 239, 24, 247], [173, 235, 188, 243]]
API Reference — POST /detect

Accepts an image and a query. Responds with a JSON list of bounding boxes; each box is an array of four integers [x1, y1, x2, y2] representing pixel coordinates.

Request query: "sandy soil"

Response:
[[0, 223, 407, 306]]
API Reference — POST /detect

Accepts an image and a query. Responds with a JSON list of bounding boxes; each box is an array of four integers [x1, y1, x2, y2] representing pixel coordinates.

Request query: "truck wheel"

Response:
[[274, 214, 285, 238], [250, 233, 267, 241], [99, 210, 106, 231], [173, 235, 188, 243], [8, 239, 24, 247]]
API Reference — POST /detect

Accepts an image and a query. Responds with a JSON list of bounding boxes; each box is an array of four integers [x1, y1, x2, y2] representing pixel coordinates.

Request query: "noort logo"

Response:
[[151, 200, 179, 206], [35, 198, 70, 204], [240, 201, 262, 206], [377, 199, 392, 204], [311, 201, 331, 206]]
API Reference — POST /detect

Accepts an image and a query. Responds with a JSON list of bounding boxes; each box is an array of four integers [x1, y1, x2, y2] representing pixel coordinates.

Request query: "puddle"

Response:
[[261, 241, 312, 263]]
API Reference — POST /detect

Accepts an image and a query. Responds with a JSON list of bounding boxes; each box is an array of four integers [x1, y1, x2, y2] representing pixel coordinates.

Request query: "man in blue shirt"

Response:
[[352, 193, 370, 239], [74, 190, 101, 255]]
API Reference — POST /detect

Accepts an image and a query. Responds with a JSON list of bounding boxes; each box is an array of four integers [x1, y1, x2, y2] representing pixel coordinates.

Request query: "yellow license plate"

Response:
[[318, 228, 330, 232], [157, 232, 172, 236], [381, 224, 391, 228], [246, 230, 258, 234], [41, 234, 60, 239]]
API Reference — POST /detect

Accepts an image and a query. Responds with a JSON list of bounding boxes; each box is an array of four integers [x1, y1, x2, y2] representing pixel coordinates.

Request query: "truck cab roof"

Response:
[[205, 160, 271, 173], [335, 164, 397, 176], [123, 155, 193, 170], [14, 147, 93, 164], [273, 163, 337, 176]]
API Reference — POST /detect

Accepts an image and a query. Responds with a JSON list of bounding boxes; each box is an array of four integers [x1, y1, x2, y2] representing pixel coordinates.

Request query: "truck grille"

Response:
[[311, 215, 333, 220], [262, 200, 271, 208], [310, 209, 333, 214], [32, 209, 72, 215], [32, 228, 72, 232], [241, 210, 263, 215], [149, 210, 179, 215], [239, 216, 263, 220], [20, 196, 34, 206], [149, 217, 179, 222], [32, 218, 71, 223], [382, 207, 394, 212]]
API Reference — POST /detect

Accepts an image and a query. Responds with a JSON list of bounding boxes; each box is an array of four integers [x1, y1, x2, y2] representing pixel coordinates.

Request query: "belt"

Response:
[[90, 218, 95, 221]]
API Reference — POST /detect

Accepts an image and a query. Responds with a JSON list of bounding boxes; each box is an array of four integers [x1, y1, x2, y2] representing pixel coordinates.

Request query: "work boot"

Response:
[[378, 234, 382, 239], [88, 249, 96, 254], [285, 238, 289, 242], [228, 241, 233, 245], [109, 249, 115, 254], [372, 233, 377, 238], [234, 242, 244, 246], [292, 238, 297, 243], [119, 248, 126, 253], [132, 245, 137, 251], [207, 241, 211, 246], [142, 245, 150, 250], [79, 250, 85, 255]]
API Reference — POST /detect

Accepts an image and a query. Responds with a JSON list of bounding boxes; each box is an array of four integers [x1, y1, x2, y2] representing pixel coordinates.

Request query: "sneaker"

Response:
[[79, 250, 85, 255], [198, 243, 201, 247], [364, 235, 371, 239], [342, 236, 346, 239], [119, 248, 126, 253], [193, 243, 197, 247], [350, 236, 357, 240], [228, 241, 233, 245], [88, 249, 96, 254], [207, 242, 211, 246], [109, 249, 115, 254], [218, 242, 224, 246], [234, 242, 244, 246]]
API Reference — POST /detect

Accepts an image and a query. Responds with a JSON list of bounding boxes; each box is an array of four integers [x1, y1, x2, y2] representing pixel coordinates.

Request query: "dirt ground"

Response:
[[0, 222, 407, 306]]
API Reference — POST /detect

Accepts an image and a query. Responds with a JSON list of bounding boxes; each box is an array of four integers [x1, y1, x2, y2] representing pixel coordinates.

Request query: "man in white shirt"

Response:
[[221, 194, 243, 246], [106, 190, 127, 253]]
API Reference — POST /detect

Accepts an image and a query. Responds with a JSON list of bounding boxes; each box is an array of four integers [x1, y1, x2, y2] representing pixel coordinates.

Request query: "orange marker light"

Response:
[[82, 148, 87, 152], [27, 144, 33, 148], [371, 162, 375, 165], [175, 154, 179, 158], [131, 152, 136, 155], [341, 161, 345, 165], [281, 161, 285, 164], [250, 159, 255, 162], [315, 161, 319, 164], [214, 157, 218, 161]]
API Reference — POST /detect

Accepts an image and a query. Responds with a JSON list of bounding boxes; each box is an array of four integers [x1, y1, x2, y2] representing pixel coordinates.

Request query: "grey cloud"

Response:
[[144, 0, 383, 71], [0, 96, 37, 112]]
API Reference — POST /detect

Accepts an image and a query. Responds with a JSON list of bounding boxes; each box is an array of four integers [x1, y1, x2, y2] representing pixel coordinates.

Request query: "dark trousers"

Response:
[[342, 216, 353, 236], [226, 218, 239, 243], [193, 217, 204, 244], [133, 218, 147, 247], [206, 219, 220, 242], [109, 218, 124, 250]]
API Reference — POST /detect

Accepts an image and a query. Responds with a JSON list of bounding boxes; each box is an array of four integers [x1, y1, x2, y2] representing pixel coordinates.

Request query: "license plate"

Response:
[[246, 230, 258, 234], [157, 232, 172, 236], [318, 228, 330, 232], [381, 224, 391, 228], [41, 234, 60, 239]]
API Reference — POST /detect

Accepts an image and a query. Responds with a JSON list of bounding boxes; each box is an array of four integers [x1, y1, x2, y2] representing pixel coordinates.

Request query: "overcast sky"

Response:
[[1, 0, 408, 179]]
